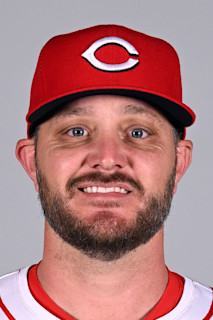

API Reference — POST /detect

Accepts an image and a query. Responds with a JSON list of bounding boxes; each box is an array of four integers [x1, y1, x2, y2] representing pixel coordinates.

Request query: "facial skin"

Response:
[[16, 95, 192, 261], [36, 166, 175, 261]]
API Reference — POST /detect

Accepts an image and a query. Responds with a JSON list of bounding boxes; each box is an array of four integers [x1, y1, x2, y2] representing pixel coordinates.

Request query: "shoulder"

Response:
[[0, 268, 28, 319], [0, 268, 22, 296], [161, 275, 213, 319], [187, 278, 213, 319], [0, 268, 29, 312], [0, 267, 59, 319], [185, 276, 213, 306]]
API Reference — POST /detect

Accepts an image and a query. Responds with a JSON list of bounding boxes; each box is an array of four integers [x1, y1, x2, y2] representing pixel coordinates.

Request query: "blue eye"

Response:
[[130, 128, 147, 138], [68, 127, 87, 137]]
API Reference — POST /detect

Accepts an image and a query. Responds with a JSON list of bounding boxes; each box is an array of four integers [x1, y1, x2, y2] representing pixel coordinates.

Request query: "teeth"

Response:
[[82, 186, 129, 194], [87, 187, 92, 193], [98, 187, 106, 193], [92, 186, 97, 193]]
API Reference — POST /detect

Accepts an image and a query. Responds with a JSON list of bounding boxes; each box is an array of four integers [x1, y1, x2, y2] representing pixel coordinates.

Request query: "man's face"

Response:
[[35, 95, 177, 261]]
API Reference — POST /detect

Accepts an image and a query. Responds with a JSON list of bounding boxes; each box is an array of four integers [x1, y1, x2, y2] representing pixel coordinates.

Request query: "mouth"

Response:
[[78, 186, 131, 195]]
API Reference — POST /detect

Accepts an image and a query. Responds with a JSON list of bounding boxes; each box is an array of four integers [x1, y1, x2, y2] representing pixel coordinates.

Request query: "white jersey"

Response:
[[0, 267, 212, 319]]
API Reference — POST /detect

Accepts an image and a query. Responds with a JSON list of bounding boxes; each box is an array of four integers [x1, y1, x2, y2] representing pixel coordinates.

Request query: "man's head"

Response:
[[16, 25, 194, 261], [16, 95, 192, 261]]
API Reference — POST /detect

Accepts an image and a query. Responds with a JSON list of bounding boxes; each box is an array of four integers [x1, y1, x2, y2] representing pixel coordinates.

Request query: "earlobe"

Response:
[[173, 139, 193, 194], [15, 139, 39, 192]]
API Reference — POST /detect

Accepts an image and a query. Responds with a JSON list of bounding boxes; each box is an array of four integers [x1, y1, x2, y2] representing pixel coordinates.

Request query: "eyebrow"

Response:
[[52, 102, 163, 124], [123, 104, 163, 124], [51, 105, 94, 124]]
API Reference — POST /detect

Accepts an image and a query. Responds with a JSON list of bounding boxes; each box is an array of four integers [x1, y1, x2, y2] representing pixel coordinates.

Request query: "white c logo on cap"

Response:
[[82, 36, 139, 72]]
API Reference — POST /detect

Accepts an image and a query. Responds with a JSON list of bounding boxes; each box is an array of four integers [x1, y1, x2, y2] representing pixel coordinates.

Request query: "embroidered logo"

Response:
[[82, 36, 139, 72]]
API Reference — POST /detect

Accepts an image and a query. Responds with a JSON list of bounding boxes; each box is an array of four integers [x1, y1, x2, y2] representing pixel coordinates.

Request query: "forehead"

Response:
[[51, 94, 168, 125]]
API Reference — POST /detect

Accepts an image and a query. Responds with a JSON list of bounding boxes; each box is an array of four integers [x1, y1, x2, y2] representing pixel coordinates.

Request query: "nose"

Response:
[[85, 135, 130, 171]]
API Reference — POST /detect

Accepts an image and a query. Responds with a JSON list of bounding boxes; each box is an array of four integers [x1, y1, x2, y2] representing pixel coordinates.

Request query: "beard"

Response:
[[37, 167, 176, 262]]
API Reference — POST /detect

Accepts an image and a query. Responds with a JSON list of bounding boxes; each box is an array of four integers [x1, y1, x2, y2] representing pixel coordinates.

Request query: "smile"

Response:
[[79, 186, 131, 194]]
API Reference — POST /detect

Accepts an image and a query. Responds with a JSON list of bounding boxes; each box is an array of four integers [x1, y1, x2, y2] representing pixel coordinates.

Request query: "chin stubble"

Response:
[[37, 168, 176, 262]]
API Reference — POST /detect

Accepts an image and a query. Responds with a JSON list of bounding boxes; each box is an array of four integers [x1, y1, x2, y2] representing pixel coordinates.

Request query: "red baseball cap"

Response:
[[26, 24, 195, 138]]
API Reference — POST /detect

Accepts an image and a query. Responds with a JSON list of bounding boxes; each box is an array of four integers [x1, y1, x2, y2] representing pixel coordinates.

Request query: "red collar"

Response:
[[28, 264, 184, 319]]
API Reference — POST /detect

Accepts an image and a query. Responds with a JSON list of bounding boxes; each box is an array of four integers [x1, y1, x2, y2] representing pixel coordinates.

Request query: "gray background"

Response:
[[0, 0, 212, 286]]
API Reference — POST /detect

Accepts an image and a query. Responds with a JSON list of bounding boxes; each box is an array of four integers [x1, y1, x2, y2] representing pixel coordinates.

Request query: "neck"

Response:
[[37, 222, 168, 320]]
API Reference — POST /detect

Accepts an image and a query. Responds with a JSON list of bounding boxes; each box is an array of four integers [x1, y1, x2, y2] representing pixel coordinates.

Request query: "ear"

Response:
[[173, 139, 193, 194], [15, 139, 39, 192]]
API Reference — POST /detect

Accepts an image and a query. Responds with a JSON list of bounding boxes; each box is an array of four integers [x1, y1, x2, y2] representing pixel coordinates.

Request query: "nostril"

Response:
[[86, 142, 129, 170], [93, 164, 101, 168], [93, 163, 122, 170]]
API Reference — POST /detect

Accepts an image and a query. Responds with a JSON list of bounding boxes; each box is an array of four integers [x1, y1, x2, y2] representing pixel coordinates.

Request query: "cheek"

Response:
[[38, 148, 83, 189], [132, 148, 176, 192]]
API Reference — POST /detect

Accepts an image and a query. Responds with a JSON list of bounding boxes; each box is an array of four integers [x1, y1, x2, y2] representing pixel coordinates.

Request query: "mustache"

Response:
[[66, 172, 144, 194]]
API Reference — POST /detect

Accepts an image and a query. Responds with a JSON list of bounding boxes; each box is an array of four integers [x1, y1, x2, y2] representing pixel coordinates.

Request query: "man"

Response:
[[0, 24, 212, 319]]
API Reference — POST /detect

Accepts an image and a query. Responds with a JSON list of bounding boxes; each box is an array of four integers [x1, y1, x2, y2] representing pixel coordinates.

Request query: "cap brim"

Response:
[[28, 89, 195, 137]]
